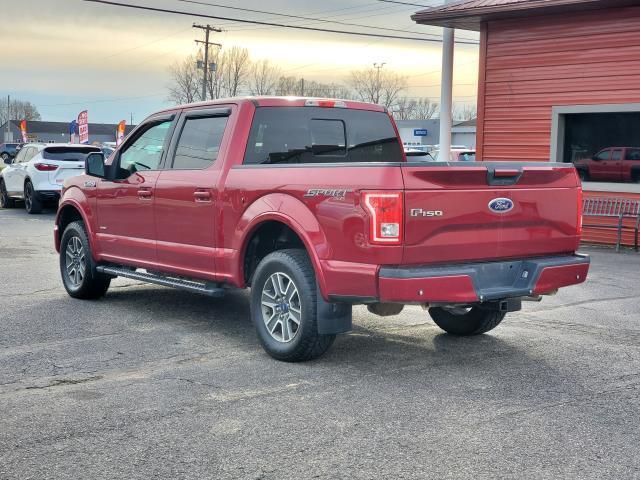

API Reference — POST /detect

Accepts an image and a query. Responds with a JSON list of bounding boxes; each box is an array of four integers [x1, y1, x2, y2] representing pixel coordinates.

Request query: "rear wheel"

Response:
[[24, 180, 42, 214], [60, 221, 111, 299], [250, 249, 335, 362], [0, 180, 15, 208], [428, 306, 506, 336]]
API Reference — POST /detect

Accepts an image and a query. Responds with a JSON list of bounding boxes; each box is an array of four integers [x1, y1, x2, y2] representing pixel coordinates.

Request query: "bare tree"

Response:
[[348, 67, 407, 108], [275, 76, 301, 96], [393, 97, 439, 120], [0, 98, 41, 125], [167, 55, 200, 105], [453, 102, 477, 121], [250, 59, 281, 96], [220, 46, 251, 97]]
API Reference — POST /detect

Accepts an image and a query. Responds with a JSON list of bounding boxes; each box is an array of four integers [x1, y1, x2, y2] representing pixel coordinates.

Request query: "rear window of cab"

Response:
[[243, 106, 403, 165]]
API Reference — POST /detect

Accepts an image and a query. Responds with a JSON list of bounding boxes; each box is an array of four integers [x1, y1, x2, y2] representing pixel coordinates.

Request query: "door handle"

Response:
[[194, 190, 212, 202], [138, 187, 153, 199]]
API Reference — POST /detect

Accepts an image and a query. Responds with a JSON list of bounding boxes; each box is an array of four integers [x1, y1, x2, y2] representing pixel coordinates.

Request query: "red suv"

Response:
[[55, 97, 589, 361]]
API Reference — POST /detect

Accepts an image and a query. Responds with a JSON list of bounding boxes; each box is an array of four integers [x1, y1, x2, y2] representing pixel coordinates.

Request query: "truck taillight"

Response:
[[362, 191, 404, 245], [577, 186, 583, 237], [34, 163, 59, 171]]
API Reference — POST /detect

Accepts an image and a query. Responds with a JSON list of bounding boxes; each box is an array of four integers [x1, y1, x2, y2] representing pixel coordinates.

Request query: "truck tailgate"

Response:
[[401, 162, 581, 265]]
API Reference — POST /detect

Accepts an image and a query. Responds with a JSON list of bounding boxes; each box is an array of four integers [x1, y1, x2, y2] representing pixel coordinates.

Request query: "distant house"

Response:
[[0, 120, 136, 144]]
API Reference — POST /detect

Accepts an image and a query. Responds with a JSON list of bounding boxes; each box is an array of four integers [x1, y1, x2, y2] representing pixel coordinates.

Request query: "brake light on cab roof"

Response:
[[304, 99, 347, 108]]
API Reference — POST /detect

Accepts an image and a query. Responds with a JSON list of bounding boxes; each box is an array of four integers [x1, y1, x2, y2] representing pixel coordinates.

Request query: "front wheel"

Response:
[[429, 306, 506, 336], [24, 180, 43, 214], [250, 249, 335, 362], [60, 221, 111, 299]]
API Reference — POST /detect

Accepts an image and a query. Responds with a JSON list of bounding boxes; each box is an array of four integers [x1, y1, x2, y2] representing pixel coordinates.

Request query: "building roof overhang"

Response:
[[412, 0, 640, 31]]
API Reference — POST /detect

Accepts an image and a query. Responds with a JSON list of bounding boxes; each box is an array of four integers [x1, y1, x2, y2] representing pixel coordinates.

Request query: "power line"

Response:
[[174, 0, 478, 41], [377, 0, 434, 7], [82, 0, 479, 45], [36, 92, 166, 108]]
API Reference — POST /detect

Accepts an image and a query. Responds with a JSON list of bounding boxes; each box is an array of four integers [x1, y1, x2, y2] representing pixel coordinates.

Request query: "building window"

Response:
[[552, 106, 640, 188]]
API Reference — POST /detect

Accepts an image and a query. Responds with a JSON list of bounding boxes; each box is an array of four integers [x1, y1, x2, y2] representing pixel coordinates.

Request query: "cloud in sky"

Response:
[[0, 0, 479, 123]]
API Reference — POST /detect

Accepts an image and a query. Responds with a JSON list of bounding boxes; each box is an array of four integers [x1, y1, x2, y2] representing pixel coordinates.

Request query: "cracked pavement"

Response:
[[1, 208, 640, 479]]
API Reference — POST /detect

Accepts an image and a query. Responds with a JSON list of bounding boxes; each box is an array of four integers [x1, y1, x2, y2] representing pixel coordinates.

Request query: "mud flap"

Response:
[[316, 285, 352, 334]]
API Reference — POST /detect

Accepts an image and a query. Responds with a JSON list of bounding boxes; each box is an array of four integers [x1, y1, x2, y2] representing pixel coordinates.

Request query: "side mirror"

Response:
[[85, 152, 105, 178]]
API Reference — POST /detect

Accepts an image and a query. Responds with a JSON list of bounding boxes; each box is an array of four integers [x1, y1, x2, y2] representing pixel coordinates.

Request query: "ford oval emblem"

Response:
[[488, 197, 514, 213]]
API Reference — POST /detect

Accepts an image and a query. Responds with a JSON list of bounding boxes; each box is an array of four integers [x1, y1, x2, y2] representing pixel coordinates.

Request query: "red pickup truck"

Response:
[[54, 97, 589, 361], [574, 147, 640, 183]]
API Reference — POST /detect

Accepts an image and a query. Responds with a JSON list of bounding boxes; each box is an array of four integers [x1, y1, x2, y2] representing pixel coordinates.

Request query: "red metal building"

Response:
[[413, 0, 640, 247]]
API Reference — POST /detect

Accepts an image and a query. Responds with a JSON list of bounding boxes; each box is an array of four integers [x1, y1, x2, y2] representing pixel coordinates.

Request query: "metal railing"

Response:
[[582, 197, 640, 252]]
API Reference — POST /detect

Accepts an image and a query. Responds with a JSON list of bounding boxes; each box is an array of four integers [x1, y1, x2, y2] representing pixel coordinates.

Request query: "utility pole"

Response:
[[5, 95, 9, 142], [439, 0, 455, 157], [193, 24, 222, 102], [373, 62, 386, 104], [130, 112, 133, 126], [300, 78, 305, 96]]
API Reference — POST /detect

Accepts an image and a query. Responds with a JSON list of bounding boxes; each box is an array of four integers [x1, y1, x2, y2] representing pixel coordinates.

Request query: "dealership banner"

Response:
[[116, 120, 126, 146], [19, 120, 28, 143], [69, 120, 78, 144], [77, 110, 89, 144]]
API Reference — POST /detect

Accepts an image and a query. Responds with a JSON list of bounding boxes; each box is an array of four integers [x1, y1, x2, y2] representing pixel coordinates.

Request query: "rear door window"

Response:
[[171, 115, 228, 169], [243, 107, 403, 165], [625, 148, 640, 160]]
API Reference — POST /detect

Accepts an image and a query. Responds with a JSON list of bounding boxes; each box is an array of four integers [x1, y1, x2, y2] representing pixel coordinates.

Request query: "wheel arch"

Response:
[[55, 197, 97, 254], [236, 194, 330, 298]]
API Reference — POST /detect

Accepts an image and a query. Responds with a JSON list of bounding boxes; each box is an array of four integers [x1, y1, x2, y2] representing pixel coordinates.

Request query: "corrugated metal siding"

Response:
[[479, 5, 640, 161]]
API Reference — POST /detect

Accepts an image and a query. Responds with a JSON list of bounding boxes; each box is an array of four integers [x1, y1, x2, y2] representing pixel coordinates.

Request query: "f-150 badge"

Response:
[[410, 209, 443, 217]]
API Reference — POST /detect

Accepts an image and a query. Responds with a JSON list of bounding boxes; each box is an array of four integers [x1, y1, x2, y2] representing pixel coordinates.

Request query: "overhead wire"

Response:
[[82, 0, 479, 45]]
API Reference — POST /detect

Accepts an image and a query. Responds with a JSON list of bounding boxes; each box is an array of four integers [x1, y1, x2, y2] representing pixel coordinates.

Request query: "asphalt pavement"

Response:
[[1, 207, 639, 479]]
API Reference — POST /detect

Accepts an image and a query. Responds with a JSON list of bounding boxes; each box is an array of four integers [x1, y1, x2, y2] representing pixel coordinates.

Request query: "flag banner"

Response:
[[116, 120, 126, 146], [19, 120, 28, 143], [69, 120, 78, 144], [77, 110, 89, 144]]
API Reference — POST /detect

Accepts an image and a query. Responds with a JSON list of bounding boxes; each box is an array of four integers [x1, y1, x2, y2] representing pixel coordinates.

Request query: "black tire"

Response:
[[428, 306, 506, 336], [24, 180, 43, 214], [60, 221, 111, 299], [0, 179, 15, 208], [250, 249, 335, 362], [1, 153, 9, 162]]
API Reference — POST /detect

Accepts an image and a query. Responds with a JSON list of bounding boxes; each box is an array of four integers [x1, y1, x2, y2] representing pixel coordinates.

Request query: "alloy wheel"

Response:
[[65, 236, 86, 287], [260, 272, 302, 343]]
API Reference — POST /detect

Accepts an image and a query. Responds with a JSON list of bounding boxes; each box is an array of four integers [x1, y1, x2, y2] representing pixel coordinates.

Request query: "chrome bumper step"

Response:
[[96, 265, 226, 297]]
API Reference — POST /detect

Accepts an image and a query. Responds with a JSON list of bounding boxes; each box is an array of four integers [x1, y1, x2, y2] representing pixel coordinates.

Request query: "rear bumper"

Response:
[[35, 190, 60, 202], [378, 254, 590, 304]]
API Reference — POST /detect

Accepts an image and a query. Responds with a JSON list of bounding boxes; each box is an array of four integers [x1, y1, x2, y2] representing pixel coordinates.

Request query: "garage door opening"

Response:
[[552, 105, 640, 189]]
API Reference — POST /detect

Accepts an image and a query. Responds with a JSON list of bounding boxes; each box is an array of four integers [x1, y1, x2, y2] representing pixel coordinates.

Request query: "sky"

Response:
[[0, 0, 480, 124]]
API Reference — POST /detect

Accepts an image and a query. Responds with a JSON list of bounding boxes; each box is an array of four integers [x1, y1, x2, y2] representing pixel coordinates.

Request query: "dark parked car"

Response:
[[0, 143, 21, 163]]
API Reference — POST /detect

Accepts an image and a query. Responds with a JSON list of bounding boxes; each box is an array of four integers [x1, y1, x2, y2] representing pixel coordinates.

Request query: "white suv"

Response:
[[0, 143, 100, 213]]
